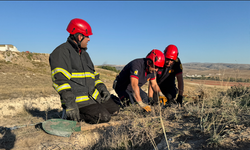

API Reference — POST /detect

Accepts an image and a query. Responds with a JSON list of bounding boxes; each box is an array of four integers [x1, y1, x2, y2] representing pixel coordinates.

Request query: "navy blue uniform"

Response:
[[114, 58, 155, 106], [152, 57, 183, 103]]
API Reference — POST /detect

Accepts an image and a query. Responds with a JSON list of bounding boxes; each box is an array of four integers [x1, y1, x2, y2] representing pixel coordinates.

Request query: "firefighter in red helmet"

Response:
[[113, 49, 164, 112], [148, 44, 184, 107], [49, 18, 119, 123]]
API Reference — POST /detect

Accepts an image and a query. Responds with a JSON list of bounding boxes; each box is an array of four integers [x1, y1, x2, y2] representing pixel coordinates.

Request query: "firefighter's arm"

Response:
[[176, 73, 184, 106], [95, 72, 110, 102], [130, 77, 142, 102], [131, 77, 151, 112], [149, 79, 167, 105], [148, 83, 154, 98], [49, 50, 73, 95], [149, 78, 161, 93], [176, 73, 184, 96], [49, 50, 80, 121]]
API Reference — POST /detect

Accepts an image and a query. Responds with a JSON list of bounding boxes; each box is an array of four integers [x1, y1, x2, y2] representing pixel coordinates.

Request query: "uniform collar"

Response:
[[67, 37, 87, 54]]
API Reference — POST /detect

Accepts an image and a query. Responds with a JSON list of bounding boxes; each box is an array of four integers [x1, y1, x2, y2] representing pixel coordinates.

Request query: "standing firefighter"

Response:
[[49, 18, 119, 124], [148, 44, 184, 107], [113, 49, 165, 112]]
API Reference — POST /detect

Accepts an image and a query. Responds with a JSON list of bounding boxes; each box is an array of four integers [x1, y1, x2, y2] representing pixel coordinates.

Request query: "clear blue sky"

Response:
[[0, 1, 249, 65]]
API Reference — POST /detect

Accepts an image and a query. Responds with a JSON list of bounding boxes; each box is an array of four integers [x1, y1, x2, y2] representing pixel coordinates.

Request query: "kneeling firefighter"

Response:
[[49, 18, 120, 124]]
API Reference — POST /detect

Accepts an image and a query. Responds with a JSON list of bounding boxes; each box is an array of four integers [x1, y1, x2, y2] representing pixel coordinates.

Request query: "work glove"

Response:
[[176, 95, 183, 107], [65, 102, 80, 121], [61, 91, 80, 121], [96, 83, 111, 103], [138, 101, 151, 112], [159, 96, 168, 106]]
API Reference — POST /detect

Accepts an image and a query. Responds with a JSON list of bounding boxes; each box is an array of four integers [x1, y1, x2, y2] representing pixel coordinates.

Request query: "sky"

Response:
[[0, 1, 249, 65]]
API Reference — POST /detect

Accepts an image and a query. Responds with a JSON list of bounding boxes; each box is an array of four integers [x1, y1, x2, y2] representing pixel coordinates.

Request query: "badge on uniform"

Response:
[[134, 70, 138, 75], [169, 69, 174, 73]]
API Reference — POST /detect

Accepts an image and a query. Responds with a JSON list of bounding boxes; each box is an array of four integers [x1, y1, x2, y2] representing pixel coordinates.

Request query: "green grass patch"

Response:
[[98, 65, 120, 73]]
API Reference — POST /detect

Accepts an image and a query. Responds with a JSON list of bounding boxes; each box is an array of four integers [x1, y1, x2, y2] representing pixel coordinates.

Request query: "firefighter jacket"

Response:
[[49, 37, 104, 108], [115, 58, 155, 92], [156, 57, 183, 88]]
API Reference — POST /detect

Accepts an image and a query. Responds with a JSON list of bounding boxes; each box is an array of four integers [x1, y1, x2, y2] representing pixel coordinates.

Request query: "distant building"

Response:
[[0, 44, 20, 52]]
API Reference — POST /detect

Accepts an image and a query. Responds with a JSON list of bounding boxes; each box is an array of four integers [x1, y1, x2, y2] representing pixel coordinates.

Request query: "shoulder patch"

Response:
[[180, 64, 183, 70], [134, 70, 138, 75]]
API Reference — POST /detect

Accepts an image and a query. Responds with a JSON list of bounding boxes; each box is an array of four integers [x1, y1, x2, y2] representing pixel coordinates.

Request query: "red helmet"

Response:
[[146, 49, 165, 68], [66, 18, 93, 36], [164, 45, 178, 60]]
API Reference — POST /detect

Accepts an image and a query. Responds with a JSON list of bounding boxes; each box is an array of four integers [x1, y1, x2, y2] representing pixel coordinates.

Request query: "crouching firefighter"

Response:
[[49, 18, 119, 124], [148, 45, 184, 107], [113, 49, 165, 112]]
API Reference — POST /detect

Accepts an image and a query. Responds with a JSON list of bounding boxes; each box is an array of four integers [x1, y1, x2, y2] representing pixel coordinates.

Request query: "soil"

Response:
[[0, 51, 249, 150]]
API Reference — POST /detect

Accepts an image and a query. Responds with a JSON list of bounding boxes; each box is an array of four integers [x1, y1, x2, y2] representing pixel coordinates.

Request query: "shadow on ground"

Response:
[[24, 107, 62, 120], [0, 127, 16, 150]]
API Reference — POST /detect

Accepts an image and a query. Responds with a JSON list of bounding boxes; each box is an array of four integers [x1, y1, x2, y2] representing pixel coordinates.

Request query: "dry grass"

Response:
[[1, 81, 250, 150], [182, 84, 250, 149]]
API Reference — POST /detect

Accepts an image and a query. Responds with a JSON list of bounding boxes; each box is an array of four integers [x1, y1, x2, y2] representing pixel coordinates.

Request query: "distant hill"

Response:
[[183, 63, 250, 70], [99, 63, 250, 71]]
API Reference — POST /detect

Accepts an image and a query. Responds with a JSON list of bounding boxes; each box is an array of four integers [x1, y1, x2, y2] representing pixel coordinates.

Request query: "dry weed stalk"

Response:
[[185, 79, 250, 147]]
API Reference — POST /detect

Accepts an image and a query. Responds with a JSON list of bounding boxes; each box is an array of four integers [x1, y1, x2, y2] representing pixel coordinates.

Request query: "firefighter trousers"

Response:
[[78, 97, 120, 124]]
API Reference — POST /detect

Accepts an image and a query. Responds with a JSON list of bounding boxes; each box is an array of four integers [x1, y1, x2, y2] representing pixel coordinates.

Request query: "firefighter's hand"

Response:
[[138, 101, 152, 112], [96, 83, 111, 103], [143, 106, 152, 112], [159, 96, 168, 106], [100, 90, 111, 103], [176, 95, 183, 107], [65, 102, 80, 121]]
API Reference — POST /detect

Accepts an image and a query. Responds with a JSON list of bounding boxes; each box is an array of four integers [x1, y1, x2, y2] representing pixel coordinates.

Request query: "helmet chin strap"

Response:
[[73, 33, 87, 52]]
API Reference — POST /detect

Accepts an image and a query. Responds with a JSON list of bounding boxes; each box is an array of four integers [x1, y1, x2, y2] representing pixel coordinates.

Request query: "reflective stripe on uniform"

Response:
[[52, 68, 100, 81], [62, 89, 99, 103], [71, 72, 95, 79], [61, 95, 90, 104], [51, 67, 71, 81], [75, 95, 89, 103], [95, 80, 103, 86], [92, 89, 99, 99], [53, 83, 71, 92]]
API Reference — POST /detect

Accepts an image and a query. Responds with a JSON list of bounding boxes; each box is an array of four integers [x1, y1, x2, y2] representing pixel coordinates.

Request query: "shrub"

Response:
[[98, 65, 120, 73], [226, 85, 250, 107]]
